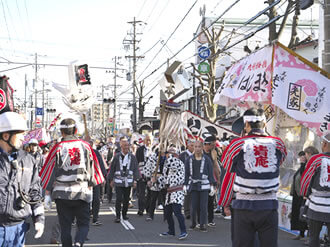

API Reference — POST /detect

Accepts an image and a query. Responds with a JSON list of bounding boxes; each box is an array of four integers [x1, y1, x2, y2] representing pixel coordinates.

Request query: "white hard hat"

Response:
[[29, 138, 39, 145], [0, 111, 28, 133]]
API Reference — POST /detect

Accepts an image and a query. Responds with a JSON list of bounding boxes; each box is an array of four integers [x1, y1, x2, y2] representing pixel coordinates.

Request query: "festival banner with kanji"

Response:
[[213, 45, 273, 106], [272, 44, 330, 136], [182, 111, 237, 140], [0, 76, 14, 114], [24, 128, 51, 145]]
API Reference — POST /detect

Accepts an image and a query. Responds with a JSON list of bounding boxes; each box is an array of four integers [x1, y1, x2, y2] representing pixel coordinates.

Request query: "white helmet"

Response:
[[29, 138, 39, 145], [0, 111, 28, 133]]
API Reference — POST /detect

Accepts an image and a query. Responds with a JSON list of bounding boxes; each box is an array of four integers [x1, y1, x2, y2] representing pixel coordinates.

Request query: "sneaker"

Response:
[[224, 215, 231, 220], [114, 218, 120, 223], [50, 238, 60, 244], [214, 208, 221, 214], [159, 232, 174, 237], [200, 225, 207, 232], [157, 204, 164, 210], [178, 232, 188, 240], [123, 215, 129, 220], [137, 211, 143, 216], [208, 222, 216, 227], [92, 220, 102, 226], [189, 225, 196, 230], [196, 224, 200, 229], [146, 216, 153, 221]]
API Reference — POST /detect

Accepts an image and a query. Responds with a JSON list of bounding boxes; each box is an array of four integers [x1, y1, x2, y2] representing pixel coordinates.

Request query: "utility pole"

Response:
[[101, 85, 105, 141], [114, 56, 117, 124], [125, 17, 144, 132], [42, 79, 45, 127], [34, 53, 38, 126], [24, 74, 27, 116], [324, 0, 330, 73]]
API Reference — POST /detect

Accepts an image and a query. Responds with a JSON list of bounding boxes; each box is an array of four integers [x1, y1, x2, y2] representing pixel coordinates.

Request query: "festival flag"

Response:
[[272, 43, 330, 136], [24, 128, 51, 145], [213, 42, 330, 137], [213, 45, 273, 107], [0, 76, 14, 114], [182, 111, 237, 140], [75, 64, 91, 86]]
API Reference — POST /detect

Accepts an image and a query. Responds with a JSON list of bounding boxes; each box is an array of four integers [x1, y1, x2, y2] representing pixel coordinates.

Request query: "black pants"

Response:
[[137, 180, 147, 213], [233, 208, 278, 247], [149, 190, 159, 219], [115, 186, 131, 218], [92, 185, 101, 222], [158, 189, 166, 206], [208, 195, 215, 223], [55, 199, 90, 247], [191, 190, 208, 226], [148, 189, 166, 218], [308, 219, 330, 247], [183, 193, 191, 217]]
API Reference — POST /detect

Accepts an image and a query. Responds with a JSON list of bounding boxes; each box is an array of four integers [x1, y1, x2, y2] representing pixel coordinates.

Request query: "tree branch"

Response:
[[277, 0, 295, 39]]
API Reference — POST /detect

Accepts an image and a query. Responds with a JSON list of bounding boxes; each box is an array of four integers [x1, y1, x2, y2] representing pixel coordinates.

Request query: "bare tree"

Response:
[[191, 26, 234, 122], [268, 0, 298, 42]]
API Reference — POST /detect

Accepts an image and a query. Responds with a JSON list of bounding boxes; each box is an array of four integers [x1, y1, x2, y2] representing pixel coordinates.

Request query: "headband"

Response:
[[59, 124, 76, 129], [243, 115, 266, 123]]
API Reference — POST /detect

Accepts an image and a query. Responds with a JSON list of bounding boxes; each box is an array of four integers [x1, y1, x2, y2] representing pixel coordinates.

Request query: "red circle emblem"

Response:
[[0, 88, 6, 111]]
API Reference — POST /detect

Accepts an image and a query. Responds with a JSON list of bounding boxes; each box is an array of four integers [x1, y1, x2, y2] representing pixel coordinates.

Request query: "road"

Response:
[[25, 200, 306, 247]]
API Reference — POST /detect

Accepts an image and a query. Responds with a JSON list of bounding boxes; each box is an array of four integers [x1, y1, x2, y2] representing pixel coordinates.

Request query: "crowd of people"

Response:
[[0, 108, 329, 247]]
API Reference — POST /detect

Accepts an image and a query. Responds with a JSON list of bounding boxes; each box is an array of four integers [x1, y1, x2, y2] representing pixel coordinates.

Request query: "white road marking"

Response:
[[109, 207, 134, 230]]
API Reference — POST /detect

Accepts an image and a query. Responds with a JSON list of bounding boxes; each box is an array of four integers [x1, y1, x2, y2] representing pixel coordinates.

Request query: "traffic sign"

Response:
[[198, 46, 211, 59], [36, 107, 44, 115], [198, 62, 210, 74], [198, 33, 208, 44]]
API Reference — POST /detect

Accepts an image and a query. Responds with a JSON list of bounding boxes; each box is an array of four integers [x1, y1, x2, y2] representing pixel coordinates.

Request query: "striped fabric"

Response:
[[300, 153, 330, 218], [218, 135, 287, 207], [300, 154, 330, 197], [39, 139, 104, 191]]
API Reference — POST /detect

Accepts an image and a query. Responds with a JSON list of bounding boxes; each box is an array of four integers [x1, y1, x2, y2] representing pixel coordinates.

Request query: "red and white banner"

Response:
[[182, 111, 237, 140], [213, 45, 273, 107], [272, 44, 330, 136]]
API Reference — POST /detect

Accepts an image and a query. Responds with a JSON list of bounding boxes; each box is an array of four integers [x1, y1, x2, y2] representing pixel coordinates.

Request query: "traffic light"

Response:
[[46, 109, 56, 113], [103, 98, 115, 103]]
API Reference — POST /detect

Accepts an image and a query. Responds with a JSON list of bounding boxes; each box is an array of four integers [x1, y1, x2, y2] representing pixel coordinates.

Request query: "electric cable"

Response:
[[137, 0, 199, 80], [0, 64, 31, 72], [138, 0, 242, 84]]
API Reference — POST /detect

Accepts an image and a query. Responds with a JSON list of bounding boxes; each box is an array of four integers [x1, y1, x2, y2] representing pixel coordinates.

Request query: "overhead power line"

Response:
[[0, 60, 126, 71], [137, 0, 199, 80], [139, 0, 242, 84], [0, 64, 31, 73]]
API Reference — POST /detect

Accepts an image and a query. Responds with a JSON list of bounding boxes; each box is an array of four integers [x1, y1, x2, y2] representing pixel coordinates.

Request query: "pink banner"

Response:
[[272, 44, 330, 136], [213, 45, 273, 106], [24, 128, 51, 145]]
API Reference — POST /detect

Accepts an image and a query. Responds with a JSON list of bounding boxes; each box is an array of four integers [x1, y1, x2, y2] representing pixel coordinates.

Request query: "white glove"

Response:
[[34, 222, 44, 238], [44, 194, 52, 210], [183, 185, 187, 195], [209, 185, 216, 196]]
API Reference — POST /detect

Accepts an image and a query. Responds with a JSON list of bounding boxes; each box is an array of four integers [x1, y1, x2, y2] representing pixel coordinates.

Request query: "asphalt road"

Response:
[[25, 201, 307, 247]]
